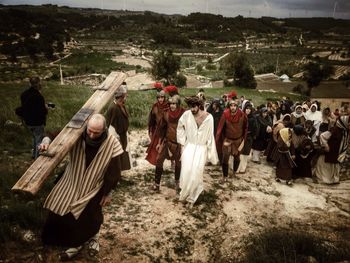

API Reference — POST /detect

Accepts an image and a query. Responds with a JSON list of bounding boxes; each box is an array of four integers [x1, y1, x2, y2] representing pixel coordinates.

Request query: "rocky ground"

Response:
[[5, 129, 350, 263]]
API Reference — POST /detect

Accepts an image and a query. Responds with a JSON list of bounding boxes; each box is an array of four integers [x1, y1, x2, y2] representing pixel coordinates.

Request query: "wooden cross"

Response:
[[12, 71, 127, 195]]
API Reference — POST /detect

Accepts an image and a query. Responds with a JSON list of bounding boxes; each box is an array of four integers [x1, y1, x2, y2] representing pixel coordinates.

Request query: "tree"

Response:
[[235, 64, 257, 89], [221, 52, 257, 89], [303, 62, 334, 96], [173, 73, 187, 88], [151, 50, 181, 85]]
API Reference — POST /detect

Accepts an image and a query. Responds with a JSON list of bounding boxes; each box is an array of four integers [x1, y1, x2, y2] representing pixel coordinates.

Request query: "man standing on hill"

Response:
[[216, 99, 248, 181], [106, 86, 131, 171], [177, 96, 218, 207], [17, 76, 48, 159], [41, 114, 123, 261]]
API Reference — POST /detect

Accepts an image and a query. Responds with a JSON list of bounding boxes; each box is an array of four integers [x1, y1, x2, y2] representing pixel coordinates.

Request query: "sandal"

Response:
[[149, 184, 160, 192], [175, 182, 181, 195], [58, 246, 82, 261], [220, 177, 228, 184], [86, 238, 99, 258]]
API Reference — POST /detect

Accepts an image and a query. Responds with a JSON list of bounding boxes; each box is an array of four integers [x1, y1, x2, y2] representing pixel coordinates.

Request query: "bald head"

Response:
[[87, 114, 106, 140]]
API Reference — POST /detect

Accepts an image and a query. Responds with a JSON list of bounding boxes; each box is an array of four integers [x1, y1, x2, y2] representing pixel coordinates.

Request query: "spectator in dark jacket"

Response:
[[19, 76, 48, 159]]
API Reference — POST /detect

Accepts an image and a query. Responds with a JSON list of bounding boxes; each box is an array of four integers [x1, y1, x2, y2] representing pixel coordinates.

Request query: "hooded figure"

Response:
[[236, 102, 258, 174], [291, 105, 306, 127], [251, 107, 273, 164], [275, 128, 296, 185], [106, 87, 131, 171], [315, 116, 349, 184], [305, 103, 322, 142]]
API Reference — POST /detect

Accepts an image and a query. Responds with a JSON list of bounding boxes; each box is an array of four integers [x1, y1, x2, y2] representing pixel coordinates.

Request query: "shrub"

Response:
[[173, 73, 187, 88], [244, 228, 350, 263]]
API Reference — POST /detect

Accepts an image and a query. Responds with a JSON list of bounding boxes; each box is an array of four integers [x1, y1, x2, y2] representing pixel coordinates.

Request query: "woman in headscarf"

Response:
[[291, 125, 314, 178], [251, 107, 273, 164], [236, 102, 258, 174], [304, 103, 322, 143], [207, 99, 224, 136], [318, 107, 336, 135], [265, 114, 292, 163], [279, 100, 292, 121], [314, 116, 350, 184], [291, 105, 306, 127], [275, 128, 296, 185]]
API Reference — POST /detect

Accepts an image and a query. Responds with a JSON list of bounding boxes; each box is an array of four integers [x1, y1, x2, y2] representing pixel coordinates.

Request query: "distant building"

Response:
[[311, 81, 350, 112], [279, 74, 291, 82]]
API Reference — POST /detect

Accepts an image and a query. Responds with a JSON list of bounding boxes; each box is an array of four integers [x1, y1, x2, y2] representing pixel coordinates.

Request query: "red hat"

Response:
[[154, 82, 163, 89], [227, 90, 238, 100], [163, 85, 179, 96]]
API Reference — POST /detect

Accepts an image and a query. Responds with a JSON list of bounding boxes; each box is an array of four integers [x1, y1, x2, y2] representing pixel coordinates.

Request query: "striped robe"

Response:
[[44, 134, 123, 219]]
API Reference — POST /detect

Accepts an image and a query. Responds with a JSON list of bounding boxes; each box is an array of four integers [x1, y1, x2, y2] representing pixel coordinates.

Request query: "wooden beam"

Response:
[[12, 71, 127, 195]]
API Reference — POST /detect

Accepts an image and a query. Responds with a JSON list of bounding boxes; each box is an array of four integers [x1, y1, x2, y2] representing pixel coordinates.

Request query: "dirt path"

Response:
[[18, 129, 350, 263], [95, 130, 350, 262]]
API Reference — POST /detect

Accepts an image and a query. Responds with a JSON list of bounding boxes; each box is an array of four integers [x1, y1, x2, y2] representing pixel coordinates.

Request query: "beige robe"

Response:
[[44, 134, 123, 219]]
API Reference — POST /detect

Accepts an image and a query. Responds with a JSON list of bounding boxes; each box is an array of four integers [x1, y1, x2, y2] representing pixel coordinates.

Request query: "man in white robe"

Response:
[[177, 96, 218, 207]]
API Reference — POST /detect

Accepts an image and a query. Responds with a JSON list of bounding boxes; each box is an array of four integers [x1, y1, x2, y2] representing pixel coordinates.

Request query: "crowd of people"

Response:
[[145, 87, 349, 201], [205, 93, 349, 187], [16, 78, 349, 261]]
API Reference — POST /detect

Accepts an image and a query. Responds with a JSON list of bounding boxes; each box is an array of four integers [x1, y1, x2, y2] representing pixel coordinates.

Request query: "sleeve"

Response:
[[148, 106, 156, 135], [319, 131, 331, 148], [207, 116, 219, 165], [243, 114, 248, 141], [111, 137, 124, 158], [176, 113, 187, 146], [101, 155, 121, 196], [251, 117, 258, 139], [156, 114, 167, 141], [105, 104, 114, 128], [215, 114, 226, 143]]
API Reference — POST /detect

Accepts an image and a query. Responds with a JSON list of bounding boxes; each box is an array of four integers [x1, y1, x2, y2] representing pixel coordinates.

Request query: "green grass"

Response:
[[0, 78, 303, 256], [0, 81, 93, 152], [57, 51, 136, 78], [128, 87, 285, 129]]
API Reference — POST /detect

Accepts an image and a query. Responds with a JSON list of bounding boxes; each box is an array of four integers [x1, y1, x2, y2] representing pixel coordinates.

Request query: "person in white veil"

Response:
[[304, 103, 322, 143]]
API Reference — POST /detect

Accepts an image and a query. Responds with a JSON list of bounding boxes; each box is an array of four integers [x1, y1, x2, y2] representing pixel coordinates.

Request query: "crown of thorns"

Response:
[[184, 96, 204, 107]]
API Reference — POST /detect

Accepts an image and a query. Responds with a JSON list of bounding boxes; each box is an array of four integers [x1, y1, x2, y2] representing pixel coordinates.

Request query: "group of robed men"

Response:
[[36, 86, 252, 261]]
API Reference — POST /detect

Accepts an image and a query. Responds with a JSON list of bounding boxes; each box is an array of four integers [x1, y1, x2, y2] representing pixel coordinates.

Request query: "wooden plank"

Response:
[[12, 71, 127, 195]]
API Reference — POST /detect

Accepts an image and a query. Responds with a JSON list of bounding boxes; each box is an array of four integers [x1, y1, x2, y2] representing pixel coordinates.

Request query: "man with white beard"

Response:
[[176, 96, 218, 208]]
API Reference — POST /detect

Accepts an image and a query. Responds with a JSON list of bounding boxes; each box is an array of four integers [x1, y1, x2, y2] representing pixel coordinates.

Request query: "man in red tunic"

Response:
[[146, 90, 169, 165], [151, 95, 185, 192], [216, 99, 248, 182]]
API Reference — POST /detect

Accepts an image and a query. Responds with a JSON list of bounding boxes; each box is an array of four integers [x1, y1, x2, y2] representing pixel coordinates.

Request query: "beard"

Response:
[[191, 108, 199, 115]]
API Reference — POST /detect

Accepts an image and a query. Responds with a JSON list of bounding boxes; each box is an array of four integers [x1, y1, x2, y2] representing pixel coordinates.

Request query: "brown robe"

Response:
[[275, 136, 296, 181], [146, 101, 169, 165], [216, 108, 248, 163], [157, 108, 185, 163], [42, 133, 122, 247], [106, 102, 131, 171]]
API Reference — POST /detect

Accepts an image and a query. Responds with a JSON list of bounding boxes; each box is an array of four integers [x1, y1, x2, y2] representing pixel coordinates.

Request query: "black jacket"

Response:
[[20, 87, 47, 126]]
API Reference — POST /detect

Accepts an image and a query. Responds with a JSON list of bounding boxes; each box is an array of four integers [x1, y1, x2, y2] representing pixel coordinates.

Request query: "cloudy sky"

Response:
[[1, 0, 349, 19]]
